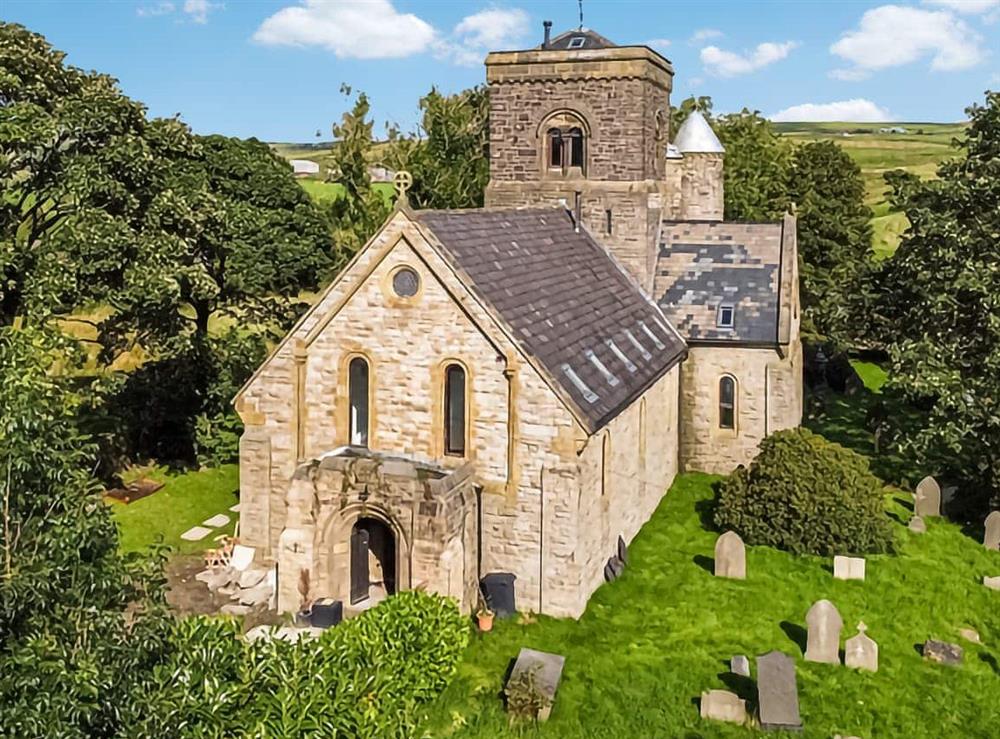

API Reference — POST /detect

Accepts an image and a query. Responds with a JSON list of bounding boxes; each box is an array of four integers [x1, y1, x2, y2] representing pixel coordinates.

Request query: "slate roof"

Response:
[[540, 29, 617, 50], [415, 207, 686, 432], [655, 220, 792, 344]]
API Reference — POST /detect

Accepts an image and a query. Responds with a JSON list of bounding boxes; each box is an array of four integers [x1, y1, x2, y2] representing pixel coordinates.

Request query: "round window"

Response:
[[392, 267, 420, 297]]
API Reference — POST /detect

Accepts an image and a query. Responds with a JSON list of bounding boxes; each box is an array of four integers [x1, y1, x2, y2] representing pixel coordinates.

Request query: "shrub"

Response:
[[134, 590, 470, 738], [713, 428, 894, 556]]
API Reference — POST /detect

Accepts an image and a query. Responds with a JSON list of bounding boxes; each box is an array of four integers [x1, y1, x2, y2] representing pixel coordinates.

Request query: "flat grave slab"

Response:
[[180, 525, 213, 541], [507, 647, 566, 722], [203, 513, 231, 528]]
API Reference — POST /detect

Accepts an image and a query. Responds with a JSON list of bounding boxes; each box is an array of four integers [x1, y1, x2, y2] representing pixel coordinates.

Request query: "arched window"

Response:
[[444, 364, 466, 456], [719, 376, 737, 430], [349, 357, 369, 446], [543, 112, 588, 175]]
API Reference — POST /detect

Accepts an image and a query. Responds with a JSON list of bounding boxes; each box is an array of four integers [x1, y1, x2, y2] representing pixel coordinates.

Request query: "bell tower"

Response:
[[484, 26, 674, 290]]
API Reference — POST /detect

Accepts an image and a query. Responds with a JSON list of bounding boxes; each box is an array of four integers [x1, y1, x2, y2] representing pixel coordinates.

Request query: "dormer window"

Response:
[[718, 304, 735, 329], [568, 36, 586, 49], [544, 112, 588, 177]]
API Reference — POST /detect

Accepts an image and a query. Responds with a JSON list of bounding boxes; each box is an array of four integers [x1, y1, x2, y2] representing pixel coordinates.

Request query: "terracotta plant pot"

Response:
[[477, 612, 494, 632]]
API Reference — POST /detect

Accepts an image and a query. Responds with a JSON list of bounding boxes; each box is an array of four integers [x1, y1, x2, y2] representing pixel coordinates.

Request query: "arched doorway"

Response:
[[350, 517, 396, 605]]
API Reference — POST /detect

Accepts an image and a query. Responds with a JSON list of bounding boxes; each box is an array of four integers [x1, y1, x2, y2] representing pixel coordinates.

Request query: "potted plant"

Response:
[[476, 601, 495, 632]]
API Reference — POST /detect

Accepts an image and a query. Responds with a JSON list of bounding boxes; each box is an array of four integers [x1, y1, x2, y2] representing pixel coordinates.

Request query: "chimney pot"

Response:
[[543, 21, 552, 49]]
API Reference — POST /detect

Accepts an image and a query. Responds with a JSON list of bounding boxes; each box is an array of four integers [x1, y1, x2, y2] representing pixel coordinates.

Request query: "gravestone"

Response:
[[908, 515, 927, 534], [617, 534, 629, 565], [844, 622, 878, 672], [604, 555, 624, 582], [805, 599, 843, 664], [756, 651, 802, 731], [731, 654, 750, 677], [507, 648, 565, 722], [985, 576, 1000, 591], [914, 476, 941, 517], [714, 531, 746, 580], [958, 627, 981, 644], [833, 556, 866, 581], [700, 689, 746, 724], [984, 511, 1000, 551], [923, 639, 963, 665]]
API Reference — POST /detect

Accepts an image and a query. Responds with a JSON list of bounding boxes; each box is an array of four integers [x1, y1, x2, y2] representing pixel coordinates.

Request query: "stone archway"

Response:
[[319, 502, 411, 610]]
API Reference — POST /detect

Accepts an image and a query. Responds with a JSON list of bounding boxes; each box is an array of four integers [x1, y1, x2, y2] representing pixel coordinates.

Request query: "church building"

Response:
[[233, 27, 803, 619]]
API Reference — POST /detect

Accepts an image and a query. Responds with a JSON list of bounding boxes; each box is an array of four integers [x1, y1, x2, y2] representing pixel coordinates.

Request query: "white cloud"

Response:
[[438, 7, 530, 65], [829, 67, 872, 81], [831, 5, 986, 78], [689, 28, 723, 44], [137, 1, 176, 17], [253, 0, 436, 59], [700, 41, 799, 77], [923, 0, 998, 14], [183, 0, 221, 24], [253, 1, 527, 65], [770, 98, 893, 122]]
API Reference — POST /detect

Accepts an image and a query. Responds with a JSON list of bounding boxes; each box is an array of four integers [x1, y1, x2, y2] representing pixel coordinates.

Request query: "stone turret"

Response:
[[668, 111, 725, 221]]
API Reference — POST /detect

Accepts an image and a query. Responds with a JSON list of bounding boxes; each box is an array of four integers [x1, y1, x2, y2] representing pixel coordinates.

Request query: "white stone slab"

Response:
[[202, 513, 231, 528], [834, 556, 866, 581], [229, 503, 241, 512], [180, 525, 213, 541], [983, 576, 1000, 591]]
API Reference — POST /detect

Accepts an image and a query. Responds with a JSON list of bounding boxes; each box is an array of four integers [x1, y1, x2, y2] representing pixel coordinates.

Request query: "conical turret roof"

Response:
[[673, 111, 724, 154]]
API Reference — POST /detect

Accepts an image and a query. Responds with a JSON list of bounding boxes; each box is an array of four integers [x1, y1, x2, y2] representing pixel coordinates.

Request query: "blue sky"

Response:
[[4, 1, 998, 141]]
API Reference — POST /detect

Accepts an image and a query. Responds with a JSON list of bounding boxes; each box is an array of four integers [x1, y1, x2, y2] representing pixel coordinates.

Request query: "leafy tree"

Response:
[[0, 22, 151, 327], [787, 141, 873, 346], [326, 85, 391, 261], [714, 110, 791, 221], [0, 327, 170, 737], [871, 91, 1000, 511], [387, 86, 490, 209]]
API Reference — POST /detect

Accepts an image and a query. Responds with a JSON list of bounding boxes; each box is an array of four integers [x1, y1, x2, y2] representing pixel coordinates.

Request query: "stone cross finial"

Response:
[[857, 621, 867, 633], [393, 170, 413, 208]]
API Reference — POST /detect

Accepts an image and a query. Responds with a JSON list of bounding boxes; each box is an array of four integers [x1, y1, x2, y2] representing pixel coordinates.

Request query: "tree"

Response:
[[714, 110, 791, 221], [0, 327, 170, 737], [326, 86, 391, 261], [0, 23, 151, 327], [387, 86, 490, 209], [787, 141, 873, 346], [871, 91, 1000, 511], [669, 95, 713, 141]]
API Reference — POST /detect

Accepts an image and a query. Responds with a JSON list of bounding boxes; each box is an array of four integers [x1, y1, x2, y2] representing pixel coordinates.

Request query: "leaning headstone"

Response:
[[603, 555, 624, 582], [844, 622, 878, 672], [923, 639, 963, 666], [805, 599, 843, 664], [984, 511, 1000, 551], [833, 556, 866, 581], [731, 654, 750, 677], [506, 648, 565, 722], [714, 531, 746, 580], [985, 576, 1000, 591], [700, 689, 746, 724], [617, 534, 629, 565], [914, 476, 941, 517], [908, 515, 927, 534], [756, 651, 802, 731]]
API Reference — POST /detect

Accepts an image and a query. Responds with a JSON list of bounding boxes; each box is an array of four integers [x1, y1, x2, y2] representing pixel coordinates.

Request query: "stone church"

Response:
[[233, 28, 802, 619]]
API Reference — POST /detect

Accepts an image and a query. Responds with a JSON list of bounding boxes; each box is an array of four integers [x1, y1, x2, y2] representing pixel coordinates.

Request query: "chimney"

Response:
[[543, 20, 552, 49]]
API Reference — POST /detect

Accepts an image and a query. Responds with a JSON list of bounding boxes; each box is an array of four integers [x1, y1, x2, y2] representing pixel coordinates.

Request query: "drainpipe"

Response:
[[574, 191, 582, 233]]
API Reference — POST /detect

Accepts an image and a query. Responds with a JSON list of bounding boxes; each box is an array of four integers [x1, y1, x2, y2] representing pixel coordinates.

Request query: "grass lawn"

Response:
[[297, 179, 395, 206], [423, 474, 1000, 738], [109, 464, 239, 555]]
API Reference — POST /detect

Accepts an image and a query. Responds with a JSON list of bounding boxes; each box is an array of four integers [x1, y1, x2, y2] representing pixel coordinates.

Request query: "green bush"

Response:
[[714, 428, 894, 555], [134, 590, 470, 738]]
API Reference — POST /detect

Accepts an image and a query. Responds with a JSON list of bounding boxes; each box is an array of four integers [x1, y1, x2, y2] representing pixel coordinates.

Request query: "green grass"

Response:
[[776, 121, 965, 257], [850, 361, 889, 394], [109, 464, 239, 554], [423, 473, 1000, 737], [296, 179, 395, 206]]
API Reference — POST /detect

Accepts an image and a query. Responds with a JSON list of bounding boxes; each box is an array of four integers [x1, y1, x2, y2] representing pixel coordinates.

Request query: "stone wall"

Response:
[[672, 153, 724, 221], [678, 341, 802, 474]]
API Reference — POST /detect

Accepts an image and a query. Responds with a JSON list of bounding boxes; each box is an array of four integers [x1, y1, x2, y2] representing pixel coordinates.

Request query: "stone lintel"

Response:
[[486, 47, 673, 90]]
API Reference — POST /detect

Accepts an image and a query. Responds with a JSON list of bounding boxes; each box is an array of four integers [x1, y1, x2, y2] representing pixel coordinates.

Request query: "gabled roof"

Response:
[[655, 219, 795, 345], [415, 208, 686, 432]]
